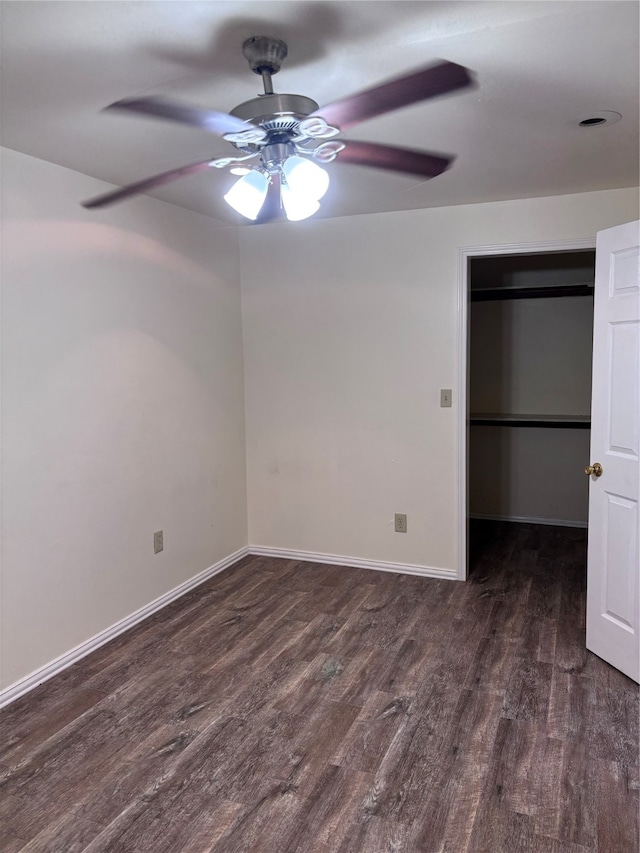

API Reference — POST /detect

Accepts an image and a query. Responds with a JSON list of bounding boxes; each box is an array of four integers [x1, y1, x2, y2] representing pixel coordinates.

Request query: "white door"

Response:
[[586, 220, 640, 682]]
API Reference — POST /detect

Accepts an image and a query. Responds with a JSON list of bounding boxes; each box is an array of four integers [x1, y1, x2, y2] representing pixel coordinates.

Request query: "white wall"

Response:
[[240, 187, 639, 573], [470, 295, 594, 417], [1, 148, 247, 689], [469, 427, 591, 524]]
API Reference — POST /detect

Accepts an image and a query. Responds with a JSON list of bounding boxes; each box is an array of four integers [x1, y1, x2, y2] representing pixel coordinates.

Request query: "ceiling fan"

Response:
[[82, 36, 474, 222]]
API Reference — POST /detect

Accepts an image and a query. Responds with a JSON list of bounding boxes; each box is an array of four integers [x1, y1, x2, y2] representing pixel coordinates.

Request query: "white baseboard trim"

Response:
[[249, 546, 458, 581], [0, 546, 249, 710], [469, 513, 588, 529], [0, 544, 457, 709]]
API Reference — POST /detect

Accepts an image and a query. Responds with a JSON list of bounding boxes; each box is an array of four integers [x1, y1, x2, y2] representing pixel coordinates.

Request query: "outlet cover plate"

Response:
[[394, 513, 407, 533], [154, 530, 163, 554]]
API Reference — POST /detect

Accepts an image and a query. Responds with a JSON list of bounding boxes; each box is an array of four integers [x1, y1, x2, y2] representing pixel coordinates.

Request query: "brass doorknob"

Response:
[[585, 462, 603, 477]]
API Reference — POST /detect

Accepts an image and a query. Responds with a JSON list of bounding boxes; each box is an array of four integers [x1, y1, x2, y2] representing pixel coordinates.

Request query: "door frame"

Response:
[[456, 238, 596, 580]]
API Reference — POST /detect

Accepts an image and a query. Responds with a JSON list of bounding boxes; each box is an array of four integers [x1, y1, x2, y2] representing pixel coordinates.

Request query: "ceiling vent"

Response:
[[577, 110, 622, 127]]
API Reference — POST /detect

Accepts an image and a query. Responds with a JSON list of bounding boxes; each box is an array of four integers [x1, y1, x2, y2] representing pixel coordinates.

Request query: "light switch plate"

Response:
[[440, 389, 452, 408]]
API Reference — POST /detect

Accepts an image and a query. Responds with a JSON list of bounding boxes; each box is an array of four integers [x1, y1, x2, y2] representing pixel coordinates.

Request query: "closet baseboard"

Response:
[[469, 512, 588, 529]]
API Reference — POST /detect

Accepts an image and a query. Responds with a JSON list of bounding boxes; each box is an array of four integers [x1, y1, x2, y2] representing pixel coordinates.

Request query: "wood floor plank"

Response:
[[177, 799, 246, 853], [284, 700, 362, 796], [19, 815, 104, 853], [1, 703, 133, 808], [521, 614, 558, 665], [280, 611, 347, 663], [586, 684, 639, 765], [533, 735, 567, 841], [0, 792, 50, 842], [275, 763, 374, 853], [373, 637, 442, 695], [332, 691, 413, 773], [547, 670, 597, 743], [555, 740, 598, 849], [462, 632, 520, 694], [1, 521, 637, 852], [322, 610, 388, 657], [0, 831, 25, 853], [228, 656, 314, 721], [0, 687, 106, 766], [70, 715, 238, 828], [410, 755, 487, 852], [289, 574, 375, 621], [324, 647, 382, 707], [209, 788, 301, 853], [272, 652, 347, 717], [368, 680, 466, 825], [466, 721, 533, 850], [595, 759, 640, 852], [80, 716, 255, 852], [502, 659, 553, 722], [212, 708, 309, 803], [335, 815, 415, 853]]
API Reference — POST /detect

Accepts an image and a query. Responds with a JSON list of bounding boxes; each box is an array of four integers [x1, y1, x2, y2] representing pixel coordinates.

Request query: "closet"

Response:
[[468, 250, 596, 529]]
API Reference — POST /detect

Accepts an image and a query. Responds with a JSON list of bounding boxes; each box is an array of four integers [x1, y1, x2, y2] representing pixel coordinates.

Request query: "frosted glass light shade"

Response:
[[224, 170, 269, 220], [282, 156, 329, 200], [281, 184, 320, 221]]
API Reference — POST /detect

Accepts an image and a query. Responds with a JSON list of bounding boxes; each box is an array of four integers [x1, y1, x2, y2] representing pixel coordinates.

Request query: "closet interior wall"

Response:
[[468, 251, 596, 528]]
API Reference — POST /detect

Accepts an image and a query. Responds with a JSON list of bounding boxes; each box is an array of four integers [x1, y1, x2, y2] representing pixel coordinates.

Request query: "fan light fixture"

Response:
[[224, 154, 329, 222], [282, 156, 329, 200], [223, 169, 270, 220], [281, 183, 320, 221]]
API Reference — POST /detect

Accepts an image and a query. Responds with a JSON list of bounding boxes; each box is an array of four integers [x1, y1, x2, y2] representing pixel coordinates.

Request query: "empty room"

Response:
[[0, 2, 639, 851]]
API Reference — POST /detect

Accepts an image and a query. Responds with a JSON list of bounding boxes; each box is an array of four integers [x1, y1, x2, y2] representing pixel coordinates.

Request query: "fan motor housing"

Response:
[[230, 93, 319, 128]]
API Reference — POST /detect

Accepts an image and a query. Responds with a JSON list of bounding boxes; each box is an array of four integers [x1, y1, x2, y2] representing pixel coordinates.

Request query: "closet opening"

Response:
[[464, 249, 596, 580]]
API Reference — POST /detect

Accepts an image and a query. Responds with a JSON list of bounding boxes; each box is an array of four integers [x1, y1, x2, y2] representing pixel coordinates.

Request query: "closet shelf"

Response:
[[469, 413, 591, 429], [470, 283, 593, 302]]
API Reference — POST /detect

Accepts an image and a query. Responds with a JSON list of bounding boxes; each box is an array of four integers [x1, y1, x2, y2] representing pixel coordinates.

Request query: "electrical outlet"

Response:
[[440, 389, 452, 408], [154, 530, 163, 554], [394, 513, 407, 533]]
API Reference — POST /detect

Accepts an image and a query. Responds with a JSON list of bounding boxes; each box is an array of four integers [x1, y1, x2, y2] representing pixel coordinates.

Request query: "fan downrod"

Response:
[[232, 36, 317, 124]]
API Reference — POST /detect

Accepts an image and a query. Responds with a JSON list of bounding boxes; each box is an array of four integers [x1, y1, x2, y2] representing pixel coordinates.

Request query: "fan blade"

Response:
[[106, 96, 248, 136], [337, 140, 453, 179], [312, 60, 474, 131], [81, 159, 214, 209]]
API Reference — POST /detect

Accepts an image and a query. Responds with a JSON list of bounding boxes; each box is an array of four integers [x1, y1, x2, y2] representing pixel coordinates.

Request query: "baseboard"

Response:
[[0, 544, 456, 709], [0, 546, 249, 709], [249, 546, 458, 581], [469, 513, 588, 529]]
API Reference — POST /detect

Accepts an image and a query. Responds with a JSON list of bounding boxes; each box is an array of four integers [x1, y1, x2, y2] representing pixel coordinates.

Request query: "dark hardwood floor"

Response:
[[1, 522, 638, 852]]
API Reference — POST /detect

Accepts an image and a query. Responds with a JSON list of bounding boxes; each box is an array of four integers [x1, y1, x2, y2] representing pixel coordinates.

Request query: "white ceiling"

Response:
[[1, 1, 638, 225]]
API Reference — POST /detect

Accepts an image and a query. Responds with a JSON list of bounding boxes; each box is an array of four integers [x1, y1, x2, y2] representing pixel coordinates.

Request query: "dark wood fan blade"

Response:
[[81, 159, 214, 209], [337, 140, 453, 179], [312, 60, 474, 130], [106, 96, 248, 136]]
